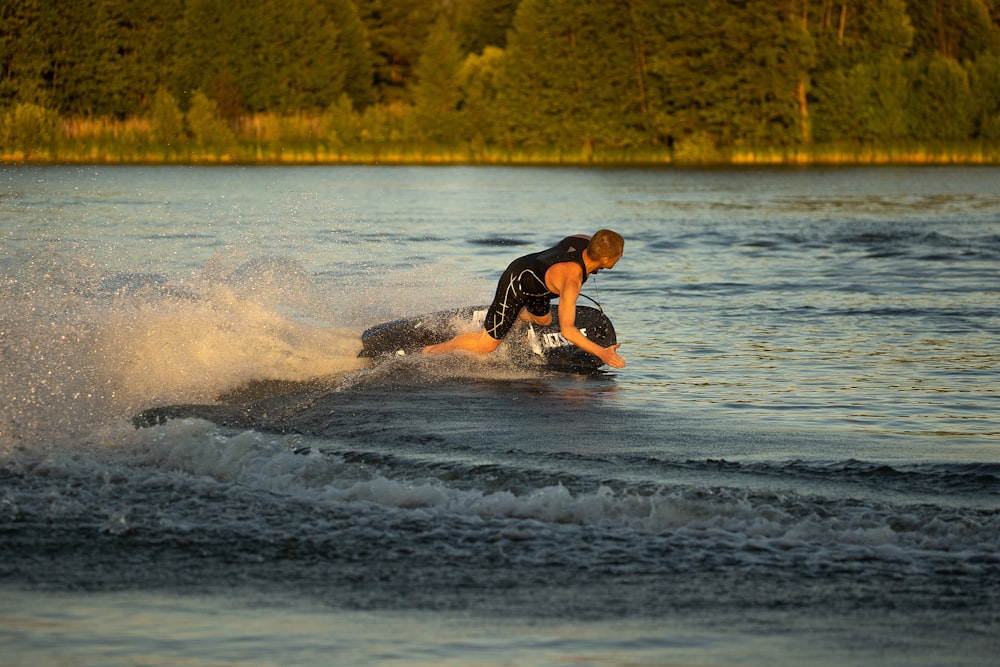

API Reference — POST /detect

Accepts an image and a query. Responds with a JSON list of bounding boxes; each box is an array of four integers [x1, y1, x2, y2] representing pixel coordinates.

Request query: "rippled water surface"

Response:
[[2, 165, 998, 666]]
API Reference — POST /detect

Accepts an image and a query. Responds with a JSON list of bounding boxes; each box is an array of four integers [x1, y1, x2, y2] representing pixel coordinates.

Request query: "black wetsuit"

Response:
[[484, 236, 590, 340]]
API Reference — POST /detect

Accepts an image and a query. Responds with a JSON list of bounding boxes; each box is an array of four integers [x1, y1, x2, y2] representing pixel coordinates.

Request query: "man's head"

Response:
[[587, 229, 624, 270]]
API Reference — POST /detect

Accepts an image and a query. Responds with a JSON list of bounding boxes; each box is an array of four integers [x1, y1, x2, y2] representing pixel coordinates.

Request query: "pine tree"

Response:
[[410, 18, 464, 146], [175, 0, 371, 115], [646, 0, 814, 149], [458, 46, 505, 151], [318, 0, 377, 109], [1, 0, 53, 107], [150, 86, 186, 147], [499, 0, 654, 153], [452, 0, 520, 53], [906, 0, 998, 60], [98, 0, 186, 117], [809, 0, 915, 145], [907, 54, 976, 141], [186, 90, 236, 154], [2, 102, 59, 157], [968, 52, 1000, 139], [322, 93, 361, 149], [353, 0, 444, 104]]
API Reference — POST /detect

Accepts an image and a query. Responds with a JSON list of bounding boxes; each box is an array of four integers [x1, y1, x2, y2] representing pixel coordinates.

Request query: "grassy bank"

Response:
[[6, 144, 998, 167], [3, 111, 998, 167]]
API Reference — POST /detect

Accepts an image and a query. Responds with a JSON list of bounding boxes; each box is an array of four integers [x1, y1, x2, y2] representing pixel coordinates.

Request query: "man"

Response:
[[423, 230, 626, 368]]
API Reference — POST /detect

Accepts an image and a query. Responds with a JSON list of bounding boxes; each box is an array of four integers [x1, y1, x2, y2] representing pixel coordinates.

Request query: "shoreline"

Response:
[[4, 146, 999, 168]]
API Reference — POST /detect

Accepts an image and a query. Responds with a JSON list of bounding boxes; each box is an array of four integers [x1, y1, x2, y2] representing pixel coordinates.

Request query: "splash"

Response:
[[0, 247, 366, 451], [105, 282, 363, 404]]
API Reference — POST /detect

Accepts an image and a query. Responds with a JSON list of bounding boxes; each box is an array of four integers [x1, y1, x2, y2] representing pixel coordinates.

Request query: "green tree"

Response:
[[499, 0, 656, 153], [175, 0, 372, 114], [150, 86, 186, 148], [452, 0, 520, 53], [186, 90, 236, 153], [905, 0, 999, 60], [1, 0, 184, 117], [319, 0, 377, 108], [254, 0, 344, 110], [97, 0, 186, 117], [410, 18, 464, 145], [353, 0, 444, 104], [812, 58, 910, 144], [810, 0, 914, 69], [2, 102, 59, 157], [968, 52, 1000, 139], [906, 53, 976, 141], [809, 0, 914, 145], [0, 0, 50, 107], [458, 46, 505, 151], [322, 93, 361, 149], [647, 0, 814, 149], [359, 101, 407, 145], [36, 0, 115, 115]]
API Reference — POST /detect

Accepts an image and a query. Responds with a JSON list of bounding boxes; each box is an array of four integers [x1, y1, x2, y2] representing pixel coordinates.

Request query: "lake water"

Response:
[[1, 165, 998, 666]]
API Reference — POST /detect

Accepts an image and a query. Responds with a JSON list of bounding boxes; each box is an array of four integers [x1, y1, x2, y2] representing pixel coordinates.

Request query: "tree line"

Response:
[[3, 0, 1000, 164]]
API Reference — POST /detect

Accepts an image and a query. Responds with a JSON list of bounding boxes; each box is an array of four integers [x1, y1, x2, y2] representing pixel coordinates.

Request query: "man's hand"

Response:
[[599, 343, 626, 369]]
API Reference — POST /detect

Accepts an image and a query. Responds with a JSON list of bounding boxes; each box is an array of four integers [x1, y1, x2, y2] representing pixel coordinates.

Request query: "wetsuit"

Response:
[[484, 236, 590, 340]]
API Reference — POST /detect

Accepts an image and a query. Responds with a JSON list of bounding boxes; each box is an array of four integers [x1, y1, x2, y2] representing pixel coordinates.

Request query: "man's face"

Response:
[[595, 253, 622, 272]]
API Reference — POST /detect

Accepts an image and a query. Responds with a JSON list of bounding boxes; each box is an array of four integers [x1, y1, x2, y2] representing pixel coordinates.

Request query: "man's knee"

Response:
[[519, 305, 551, 326]]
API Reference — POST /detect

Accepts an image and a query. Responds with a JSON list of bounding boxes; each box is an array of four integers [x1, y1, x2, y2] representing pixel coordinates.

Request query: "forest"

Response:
[[3, 0, 1000, 165]]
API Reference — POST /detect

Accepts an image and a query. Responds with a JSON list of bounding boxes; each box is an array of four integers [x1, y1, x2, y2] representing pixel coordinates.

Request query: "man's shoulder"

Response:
[[546, 258, 585, 280]]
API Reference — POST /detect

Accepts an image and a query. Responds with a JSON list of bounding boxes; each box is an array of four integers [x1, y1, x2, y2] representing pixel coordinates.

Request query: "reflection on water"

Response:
[[2, 588, 976, 667]]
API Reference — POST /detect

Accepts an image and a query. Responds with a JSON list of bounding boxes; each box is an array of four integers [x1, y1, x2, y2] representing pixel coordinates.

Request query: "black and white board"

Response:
[[359, 304, 617, 372]]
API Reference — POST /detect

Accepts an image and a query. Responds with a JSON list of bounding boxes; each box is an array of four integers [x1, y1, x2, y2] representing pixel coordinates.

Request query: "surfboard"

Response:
[[359, 304, 617, 372]]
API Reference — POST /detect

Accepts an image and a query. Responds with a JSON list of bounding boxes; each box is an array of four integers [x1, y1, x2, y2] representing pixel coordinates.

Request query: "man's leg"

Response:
[[423, 329, 502, 355], [520, 311, 552, 326], [519, 304, 552, 327], [424, 264, 526, 356]]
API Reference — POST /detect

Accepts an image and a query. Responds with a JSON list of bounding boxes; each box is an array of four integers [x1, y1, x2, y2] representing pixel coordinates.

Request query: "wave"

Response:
[[4, 420, 997, 581], [832, 227, 1000, 259], [467, 237, 533, 247], [679, 457, 1000, 497], [677, 222, 1000, 261]]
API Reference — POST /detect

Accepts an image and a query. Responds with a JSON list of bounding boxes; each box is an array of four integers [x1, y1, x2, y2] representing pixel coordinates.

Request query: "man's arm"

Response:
[[550, 265, 626, 369]]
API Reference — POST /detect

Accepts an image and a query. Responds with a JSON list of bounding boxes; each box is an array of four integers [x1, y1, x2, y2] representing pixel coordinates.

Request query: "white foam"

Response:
[[114, 419, 1000, 567], [103, 284, 364, 405], [0, 253, 366, 451]]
